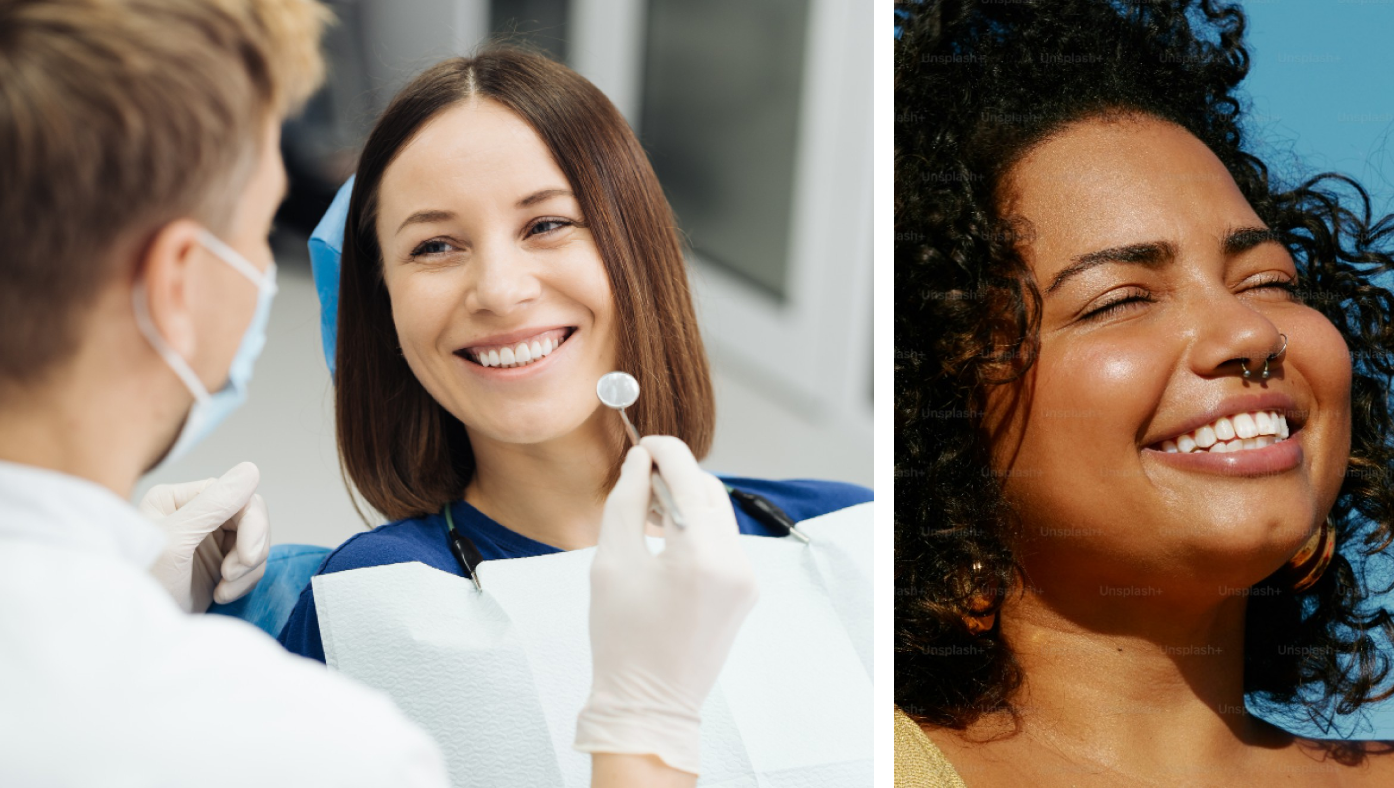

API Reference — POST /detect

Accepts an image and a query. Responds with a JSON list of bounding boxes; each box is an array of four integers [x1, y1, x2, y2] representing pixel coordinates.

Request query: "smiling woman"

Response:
[[332, 51, 713, 527], [278, 45, 871, 671], [897, 1, 1394, 785]]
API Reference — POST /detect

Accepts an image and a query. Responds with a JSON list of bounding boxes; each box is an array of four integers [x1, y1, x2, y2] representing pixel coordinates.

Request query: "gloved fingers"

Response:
[[147, 462, 261, 539], [197, 462, 261, 520], [645, 502, 664, 530], [214, 494, 269, 602], [639, 436, 731, 549], [597, 446, 655, 562], [701, 472, 742, 542], [212, 559, 266, 605], [137, 477, 216, 519], [228, 493, 270, 569], [638, 436, 711, 511]]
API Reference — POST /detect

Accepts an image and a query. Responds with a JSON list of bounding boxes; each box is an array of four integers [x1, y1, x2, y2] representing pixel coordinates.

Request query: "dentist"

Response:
[[0, 1, 755, 786]]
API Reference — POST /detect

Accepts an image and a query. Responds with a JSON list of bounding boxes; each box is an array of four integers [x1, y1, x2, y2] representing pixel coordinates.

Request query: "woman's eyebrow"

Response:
[[517, 188, 574, 208], [1045, 226, 1282, 294], [395, 209, 455, 236], [394, 189, 578, 235]]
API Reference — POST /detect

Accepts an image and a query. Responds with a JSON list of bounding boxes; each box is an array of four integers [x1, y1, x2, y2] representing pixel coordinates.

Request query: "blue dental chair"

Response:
[[207, 544, 330, 639]]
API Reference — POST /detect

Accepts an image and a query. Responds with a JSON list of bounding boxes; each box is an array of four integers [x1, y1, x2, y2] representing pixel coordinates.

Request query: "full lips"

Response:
[[1141, 429, 1303, 477]]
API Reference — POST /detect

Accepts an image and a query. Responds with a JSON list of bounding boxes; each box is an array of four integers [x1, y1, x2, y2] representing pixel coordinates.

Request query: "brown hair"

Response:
[[336, 47, 715, 522], [0, 0, 329, 389]]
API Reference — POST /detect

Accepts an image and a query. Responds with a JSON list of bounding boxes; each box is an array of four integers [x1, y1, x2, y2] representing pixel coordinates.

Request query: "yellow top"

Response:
[[894, 706, 969, 788]]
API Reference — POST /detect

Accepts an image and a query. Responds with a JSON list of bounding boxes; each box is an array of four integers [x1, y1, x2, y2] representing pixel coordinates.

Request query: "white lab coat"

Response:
[[0, 460, 449, 787]]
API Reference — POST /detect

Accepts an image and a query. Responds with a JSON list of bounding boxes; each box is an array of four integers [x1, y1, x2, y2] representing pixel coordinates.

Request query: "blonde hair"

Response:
[[0, 0, 330, 385]]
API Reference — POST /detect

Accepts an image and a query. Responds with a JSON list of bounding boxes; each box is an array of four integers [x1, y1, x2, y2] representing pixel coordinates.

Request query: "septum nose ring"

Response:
[[1241, 333, 1288, 381]]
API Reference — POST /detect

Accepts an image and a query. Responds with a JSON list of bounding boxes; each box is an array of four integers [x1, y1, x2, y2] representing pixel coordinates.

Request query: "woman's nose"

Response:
[[1193, 291, 1288, 376], [463, 240, 542, 315]]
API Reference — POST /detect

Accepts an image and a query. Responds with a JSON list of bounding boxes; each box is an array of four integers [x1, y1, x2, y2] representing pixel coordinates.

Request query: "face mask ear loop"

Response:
[[197, 229, 276, 293], [131, 280, 213, 404]]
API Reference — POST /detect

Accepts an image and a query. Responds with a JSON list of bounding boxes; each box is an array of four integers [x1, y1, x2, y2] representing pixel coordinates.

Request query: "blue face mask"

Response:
[[133, 229, 278, 464]]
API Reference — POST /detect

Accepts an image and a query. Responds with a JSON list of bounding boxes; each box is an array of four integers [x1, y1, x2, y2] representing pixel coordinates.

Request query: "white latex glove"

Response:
[[139, 461, 270, 614], [575, 436, 759, 775]]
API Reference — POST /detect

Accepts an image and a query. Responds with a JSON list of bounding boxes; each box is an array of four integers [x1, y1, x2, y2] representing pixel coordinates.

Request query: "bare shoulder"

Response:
[[915, 713, 1052, 786], [919, 711, 1022, 758]]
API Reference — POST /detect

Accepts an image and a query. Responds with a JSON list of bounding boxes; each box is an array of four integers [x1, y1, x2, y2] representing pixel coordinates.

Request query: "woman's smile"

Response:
[[1142, 419, 1303, 477], [457, 322, 577, 376], [1139, 391, 1307, 476]]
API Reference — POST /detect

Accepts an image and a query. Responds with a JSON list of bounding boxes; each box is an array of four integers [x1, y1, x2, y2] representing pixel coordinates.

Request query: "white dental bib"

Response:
[[315, 502, 873, 787]]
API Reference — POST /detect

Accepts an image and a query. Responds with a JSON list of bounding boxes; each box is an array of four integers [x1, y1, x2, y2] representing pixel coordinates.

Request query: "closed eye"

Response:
[[1076, 277, 1293, 320], [1076, 290, 1154, 320]]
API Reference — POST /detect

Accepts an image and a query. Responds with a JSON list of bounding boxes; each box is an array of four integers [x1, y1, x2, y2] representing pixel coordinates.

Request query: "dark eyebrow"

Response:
[[1046, 226, 1284, 295], [1222, 226, 1282, 256]]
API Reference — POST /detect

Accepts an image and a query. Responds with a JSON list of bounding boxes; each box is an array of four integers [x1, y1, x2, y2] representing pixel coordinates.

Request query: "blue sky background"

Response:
[[1241, 1, 1394, 221], [1241, 1, 1394, 315]]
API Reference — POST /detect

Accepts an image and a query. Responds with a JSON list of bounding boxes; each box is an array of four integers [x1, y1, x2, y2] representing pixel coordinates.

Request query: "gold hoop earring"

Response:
[[963, 560, 998, 635], [1267, 516, 1336, 592]]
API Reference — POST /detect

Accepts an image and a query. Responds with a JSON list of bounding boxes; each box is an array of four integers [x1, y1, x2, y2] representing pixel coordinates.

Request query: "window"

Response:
[[639, 0, 812, 301]]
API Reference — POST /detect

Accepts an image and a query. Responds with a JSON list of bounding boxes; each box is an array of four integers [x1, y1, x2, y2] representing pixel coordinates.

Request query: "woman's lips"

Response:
[[1141, 426, 1304, 477], [455, 327, 576, 379]]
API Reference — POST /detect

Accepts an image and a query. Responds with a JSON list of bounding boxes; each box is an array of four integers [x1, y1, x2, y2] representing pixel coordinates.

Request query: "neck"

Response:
[[993, 580, 1288, 778], [0, 352, 177, 500], [464, 407, 626, 550]]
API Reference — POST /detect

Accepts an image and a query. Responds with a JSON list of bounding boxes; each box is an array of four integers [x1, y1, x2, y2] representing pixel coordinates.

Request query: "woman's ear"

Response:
[[138, 219, 205, 359]]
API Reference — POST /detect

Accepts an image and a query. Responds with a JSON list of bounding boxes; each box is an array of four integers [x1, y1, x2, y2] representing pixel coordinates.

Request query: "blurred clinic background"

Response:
[[136, 0, 872, 549]]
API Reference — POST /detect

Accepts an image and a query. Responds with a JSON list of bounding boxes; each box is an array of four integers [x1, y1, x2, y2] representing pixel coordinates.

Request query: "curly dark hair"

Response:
[[896, 0, 1394, 735]]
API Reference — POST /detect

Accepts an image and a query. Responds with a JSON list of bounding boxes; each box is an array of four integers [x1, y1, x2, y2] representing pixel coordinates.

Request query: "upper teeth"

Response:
[[469, 329, 569, 369], [1158, 410, 1291, 454]]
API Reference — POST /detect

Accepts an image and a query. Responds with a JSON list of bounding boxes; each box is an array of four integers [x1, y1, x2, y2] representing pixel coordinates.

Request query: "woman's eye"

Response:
[[1081, 291, 1153, 322], [1076, 277, 1293, 323], [410, 239, 454, 257], [1247, 276, 1299, 298], [528, 218, 573, 237]]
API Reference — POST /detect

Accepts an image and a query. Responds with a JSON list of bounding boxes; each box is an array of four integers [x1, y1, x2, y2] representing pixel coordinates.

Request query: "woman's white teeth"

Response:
[[1195, 425, 1217, 448], [1214, 417, 1236, 441], [473, 333, 564, 368], [1158, 410, 1290, 454]]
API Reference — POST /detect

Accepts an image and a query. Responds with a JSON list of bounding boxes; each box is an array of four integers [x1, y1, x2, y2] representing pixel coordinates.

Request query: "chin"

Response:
[[1173, 513, 1316, 583], [473, 412, 595, 446]]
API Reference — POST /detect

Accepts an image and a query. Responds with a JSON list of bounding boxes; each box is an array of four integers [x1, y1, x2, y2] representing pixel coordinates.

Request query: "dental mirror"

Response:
[[596, 371, 686, 529], [596, 371, 640, 411]]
